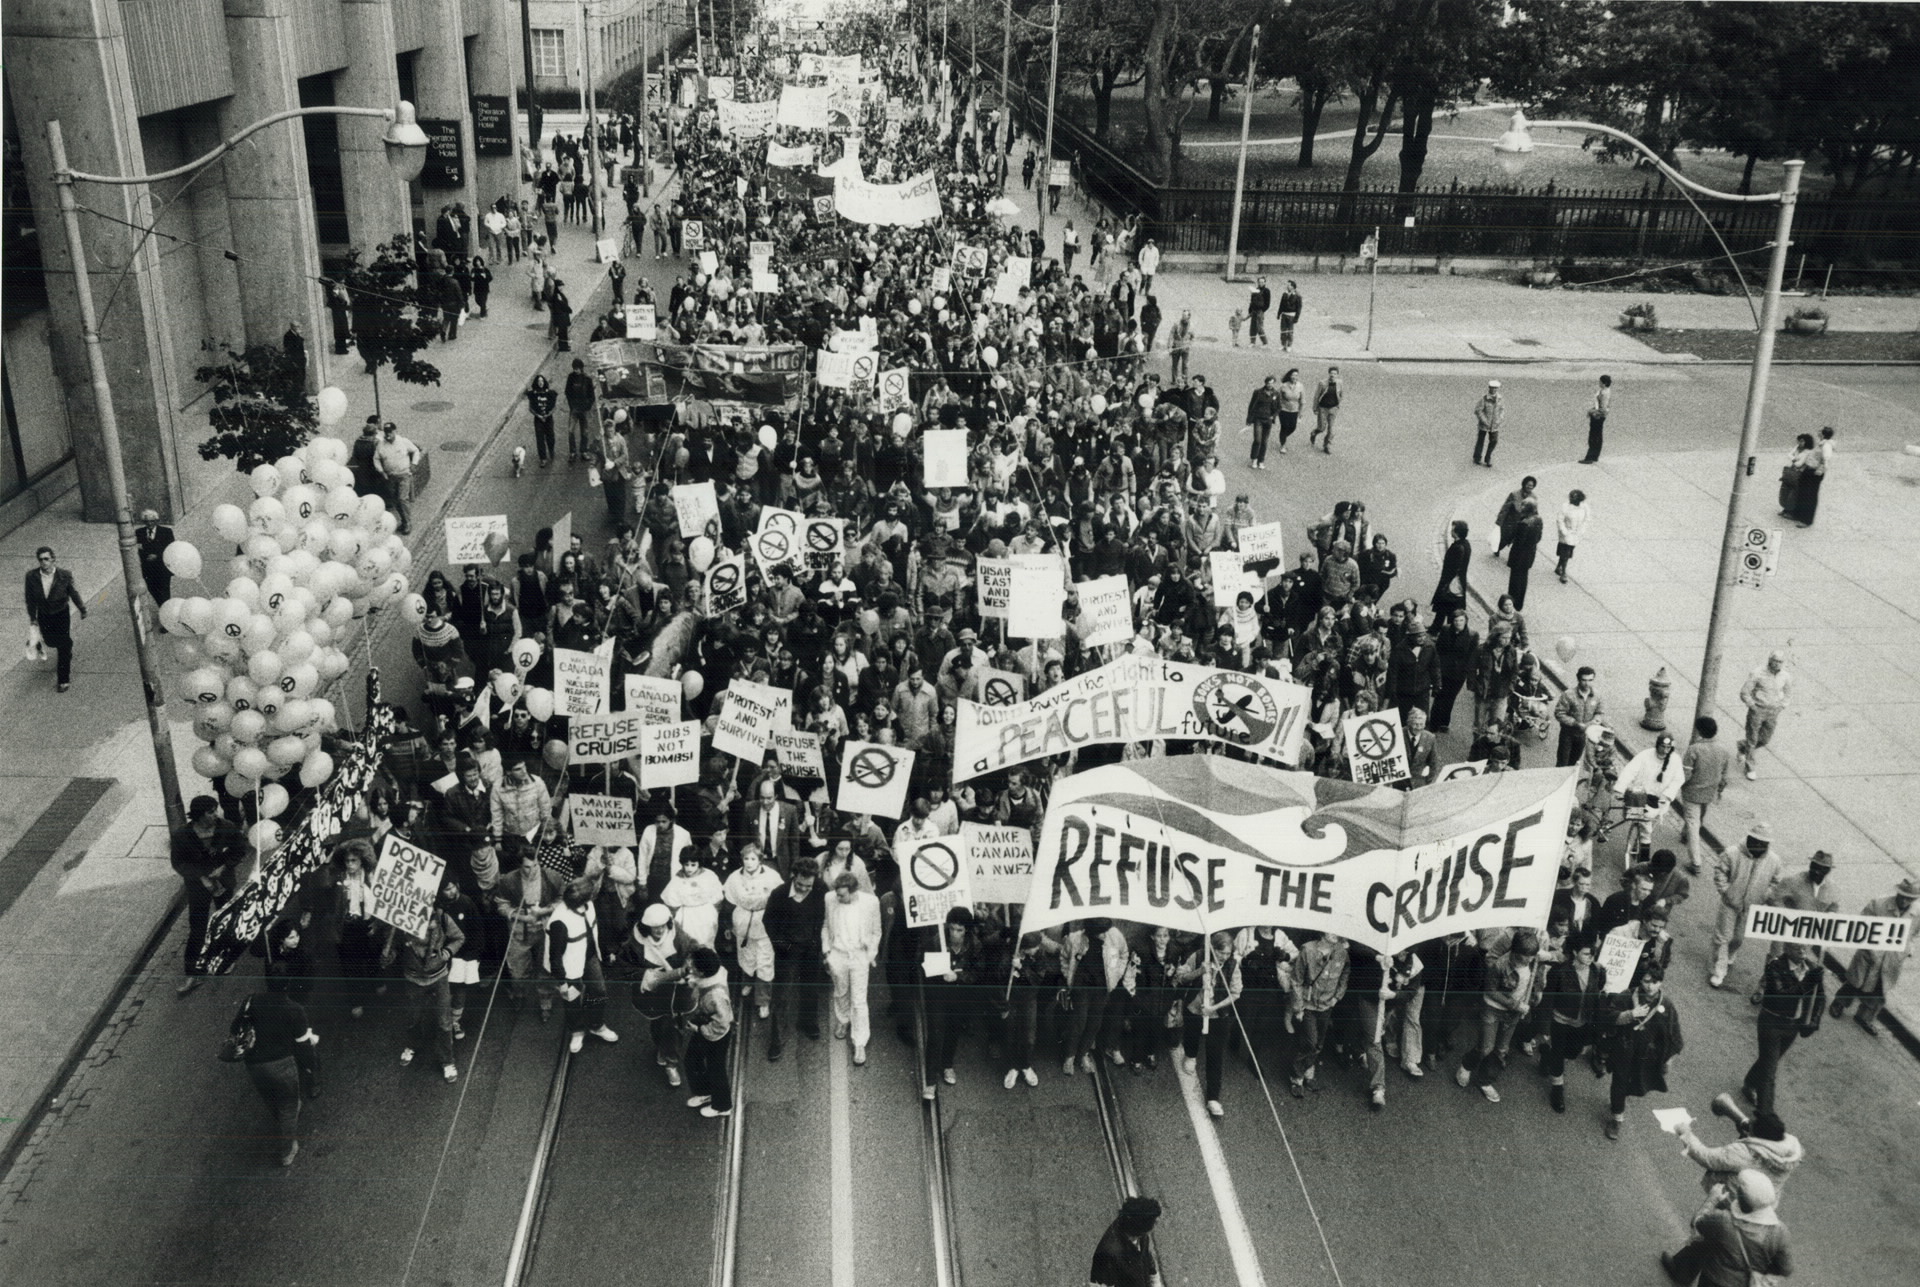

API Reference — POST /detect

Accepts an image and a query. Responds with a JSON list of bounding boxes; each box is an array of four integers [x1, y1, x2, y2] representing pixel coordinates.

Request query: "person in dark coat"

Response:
[[549, 280, 575, 351], [24, 545, 87, 692], [1431, 608, 1478, 734], [173, 794, 246, 995], [762, 859, 828, 1059], [1431, 520, 1472, 617], [1506, 502, 1544, 611], [349, 417, 383, 495], [1742, 942, 1825, 1117], [232, 966, 321, 1167], [134, 509, 175, 605], [1091, 1196, 1163, 1287], [1603, 963, 1683, 1140]]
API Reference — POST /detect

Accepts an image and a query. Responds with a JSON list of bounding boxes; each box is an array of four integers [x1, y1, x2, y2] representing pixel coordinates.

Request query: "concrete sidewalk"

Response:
[[1448, 447, 1920, 1033], [0, 158, 672, 1164]]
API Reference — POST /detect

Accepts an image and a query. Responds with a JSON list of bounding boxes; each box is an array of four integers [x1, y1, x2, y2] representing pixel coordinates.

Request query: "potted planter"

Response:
[[1786, 306, 1829, 335], [1620, 302, 1659, 332], [1525, 267, 1559, 288]]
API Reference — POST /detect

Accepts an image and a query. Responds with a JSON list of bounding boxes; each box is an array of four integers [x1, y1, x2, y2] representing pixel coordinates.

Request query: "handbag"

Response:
[[219, 998, 257, 1063]]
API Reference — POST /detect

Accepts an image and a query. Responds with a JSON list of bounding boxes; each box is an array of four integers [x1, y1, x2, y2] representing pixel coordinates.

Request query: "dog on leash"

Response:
[[511, 445, 527, 478]]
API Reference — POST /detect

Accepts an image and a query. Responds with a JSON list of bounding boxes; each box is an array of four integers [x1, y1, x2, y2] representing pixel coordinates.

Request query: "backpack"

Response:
[[219, 998, 256, 1063]]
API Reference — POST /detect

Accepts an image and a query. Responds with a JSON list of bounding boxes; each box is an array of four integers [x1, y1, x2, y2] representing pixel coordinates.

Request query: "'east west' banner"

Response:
[[833, 170, 943, 227], [953, 655, 1310, 781], [1018, 758, 1577, 955]]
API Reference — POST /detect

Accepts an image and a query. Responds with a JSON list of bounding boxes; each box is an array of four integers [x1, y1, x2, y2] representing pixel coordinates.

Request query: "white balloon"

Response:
[[233, 745, 271, 780], [160, 541, 202, 579], [269, 699, 309, 735], [213, 597, 253, 641], [401, 593, 428, 625], [213, 503, 250, 544], [327, 527, 363, 562], [493, 672, 522, 704], [198, 700, 236, 734], [393, 546, 413, 574], [184, 666, 229, 705], [273, 524, 300, 554], [168, 636, 207, 672], [355, 494, 387, 527], [247, 650, 285, 687], [242, 614, 278, 654], [252, 686, 283, 717], [1090, 394, 1109, 415], [377, 511, 400, 536], [258, 783, 291, 820], [274, 600, 310, 635], [243, 534, 280, 565], [298, 749, 335, 789], [309, 698, 337, 731], [250, 464, 282, 497], [191, 746, 232, 780], [278, 628, 316, 665], [248, 819, 284, 851], [274, 455, 309, 488], [258, 573, 295, 615], [306, 618, 334, 648], [281, 662, 319, 699], [203, 631, 242, 661], [325, 486, 360, 523], [316, 386, 349, 426], [158, 598, 188, 635], [323, 597, 355, 630], [179, 597, 215, 636], [282, 484, 319, 523], [511, 638, 541, 672], [525, 687, 555, 721], [689, 537, 715, 573], [225, 577, 262, 610], [317, 648, 351, 679], [213, 732, 240, 761], [248, 496, 286, 529], [299, 518, 333, 554], [982, 345, 999, 368], [373, 571, 407, 605], [266, 734, 307, 767]]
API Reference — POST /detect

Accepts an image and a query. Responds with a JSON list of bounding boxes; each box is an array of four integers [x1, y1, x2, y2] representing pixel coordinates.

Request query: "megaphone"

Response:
[[1710, 1093, 1753, 1135]]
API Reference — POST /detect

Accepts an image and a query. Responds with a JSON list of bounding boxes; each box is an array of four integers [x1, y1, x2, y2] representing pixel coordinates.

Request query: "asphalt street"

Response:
[[2, 209, 1917, 1285]]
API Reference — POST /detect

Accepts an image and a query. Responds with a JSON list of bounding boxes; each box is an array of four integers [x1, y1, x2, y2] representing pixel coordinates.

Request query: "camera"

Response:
[[1710, 1092, 1753, 1135]]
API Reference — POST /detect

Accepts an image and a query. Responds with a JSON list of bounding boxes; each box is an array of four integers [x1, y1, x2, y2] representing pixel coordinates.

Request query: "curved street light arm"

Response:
[[1527, 118, 1783, 205], [57, 106, 397, 186]]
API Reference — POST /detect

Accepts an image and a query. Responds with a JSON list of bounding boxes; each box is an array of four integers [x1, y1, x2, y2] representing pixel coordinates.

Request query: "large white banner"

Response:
[[767, 141, 817, 168], [777, 83, 830, 129], [719, 98, 776, 139], [833, 171, 943, 227], [955, 655, 1311, 781], [1019, 758, 1578, 954]]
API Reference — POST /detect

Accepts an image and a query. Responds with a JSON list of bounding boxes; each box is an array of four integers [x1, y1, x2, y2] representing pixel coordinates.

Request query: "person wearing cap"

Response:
[[1759, 851, 1839, 964], [1742, 941, 1826, 1115], [1091, 1195, 1163, 1287], [1472, 380, 1505, 467], [1829, 876, 1920, 1036], [1737, 650, 1793, 781], [1659, 1168, 1792, 1286], [373, 420, 421, 535], [623, 902, 691, 1084], [1709, 823, 1781, 990]]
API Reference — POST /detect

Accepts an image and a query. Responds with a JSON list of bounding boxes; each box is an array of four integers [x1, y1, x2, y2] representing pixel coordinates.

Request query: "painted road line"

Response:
[[829, 1034, 855, 1287], [1173, 1056, 1270, 1287]]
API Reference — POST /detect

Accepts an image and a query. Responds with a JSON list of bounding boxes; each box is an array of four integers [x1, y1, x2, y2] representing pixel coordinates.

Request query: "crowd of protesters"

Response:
[[198, 38, 1908, 1287]]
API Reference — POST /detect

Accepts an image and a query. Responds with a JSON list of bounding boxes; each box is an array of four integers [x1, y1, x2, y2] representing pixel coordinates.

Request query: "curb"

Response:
[[1458, 575, 1920, 1065]]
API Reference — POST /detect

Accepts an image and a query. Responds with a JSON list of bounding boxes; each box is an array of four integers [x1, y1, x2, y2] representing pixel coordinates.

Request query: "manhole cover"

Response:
[[1511, 337, 1543, 347], [411, 400, 456, 412], [1329, 323, 1357, 334], [439, 440, 477, 453]]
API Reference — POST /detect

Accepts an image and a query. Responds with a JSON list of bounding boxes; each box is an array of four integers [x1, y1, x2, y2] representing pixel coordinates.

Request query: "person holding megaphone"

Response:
[[1673, 1099, 1804, 1199]]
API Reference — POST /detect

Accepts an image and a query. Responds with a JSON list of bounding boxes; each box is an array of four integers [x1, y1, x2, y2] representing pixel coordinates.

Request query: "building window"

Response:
[[531, 28, 567, 78]]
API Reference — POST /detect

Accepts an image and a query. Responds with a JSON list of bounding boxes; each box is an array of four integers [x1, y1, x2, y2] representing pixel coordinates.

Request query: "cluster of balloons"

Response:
[[153, 411, 411, 831]]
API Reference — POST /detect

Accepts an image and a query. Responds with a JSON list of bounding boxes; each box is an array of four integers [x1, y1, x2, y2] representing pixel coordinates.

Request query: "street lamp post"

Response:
[[1493, 111, 1803, 726], [1223, 24, 1261, 283], [1036, 0, 1060, 243], [47, 102, 428, 838]]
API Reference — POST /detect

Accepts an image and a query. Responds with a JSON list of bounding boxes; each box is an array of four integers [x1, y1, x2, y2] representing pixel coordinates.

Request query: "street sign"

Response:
[[1735, 525, 1782, 589]]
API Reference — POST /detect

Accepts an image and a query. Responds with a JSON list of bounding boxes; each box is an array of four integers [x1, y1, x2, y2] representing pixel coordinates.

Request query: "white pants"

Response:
[[828, 951, 872, 1049], [733, 908, 773, 982]]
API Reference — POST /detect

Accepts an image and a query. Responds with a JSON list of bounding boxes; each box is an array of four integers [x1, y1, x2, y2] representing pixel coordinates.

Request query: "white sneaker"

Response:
[[852, 1045, 867, 1066], [1183, 1055, 1198, 1075], [1080, 1053, 1095, 1074], [758, 1003, 770, 1019], [700, 1105, 733, 1118], [1745, 767, 1757, 781], [1206, 1099, 1224, 1118], [443, 1064, 459, 1083], [942, 1068, 956, 1085], [1708, 971, 1727, 990], [1481, 1084, 1501, 1103], [399, 1048, 415, 1066], [569, 1032, 585, 1053], [1004, 1068, 1020, 1090], [687, 1094, 712, 1108], [665, 1067, 682, 1087], [1454, 1065, 1471, 1088], [1402, 1062, 1425, 1079], [1063, 1056, 1077, 1075], [1022, 1067, 1039, 1087], [590, 1025, 619, 1043], [1108, 1049, 1127, 1066]]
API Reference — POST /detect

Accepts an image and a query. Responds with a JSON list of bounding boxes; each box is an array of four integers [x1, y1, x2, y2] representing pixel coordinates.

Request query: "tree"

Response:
[[1136, 0, 1245, 183], [1269, 0, 1354, 168], [1059, 1, 1149, 140], [343, 234, 443, 421], [1388, 0, 1501, 202], [194, 341, 316, 475]]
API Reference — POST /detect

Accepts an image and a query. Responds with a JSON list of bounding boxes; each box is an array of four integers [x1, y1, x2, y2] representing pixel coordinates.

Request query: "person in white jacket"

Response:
[[1615, 732, 1686, 868], [724, 845, 784, 1018], [661, 850, 725, 947], [822, 872, 883, 1064], [1553, 489, 1591, 583]]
